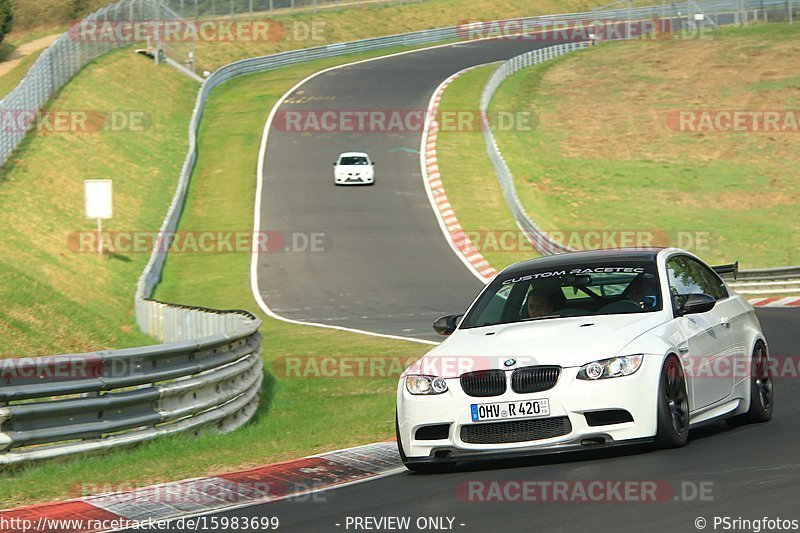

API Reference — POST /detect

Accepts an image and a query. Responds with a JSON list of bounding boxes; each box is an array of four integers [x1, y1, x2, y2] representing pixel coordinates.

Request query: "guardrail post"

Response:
[[627, 0, 632, 39]]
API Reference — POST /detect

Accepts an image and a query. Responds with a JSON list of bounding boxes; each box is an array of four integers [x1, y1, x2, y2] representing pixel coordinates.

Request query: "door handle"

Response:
[[720, 316, 730, 328]]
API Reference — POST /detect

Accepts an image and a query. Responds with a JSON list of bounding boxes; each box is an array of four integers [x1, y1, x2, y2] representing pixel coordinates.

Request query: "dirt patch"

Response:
[[538, 35, 800, 164], [0, 34, 60, 78], [663, 190, 797, 211]]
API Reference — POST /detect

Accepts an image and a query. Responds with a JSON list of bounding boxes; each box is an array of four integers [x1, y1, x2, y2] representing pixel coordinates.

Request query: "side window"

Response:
[[667, 256, 703, 311], [667, 256, 728, 311], [687, 258, 729, 300]]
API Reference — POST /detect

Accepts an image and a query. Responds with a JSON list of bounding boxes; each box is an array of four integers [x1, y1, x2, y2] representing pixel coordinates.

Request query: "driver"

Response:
[[626, 276, 657, 310], [526, 291, 555, 319]]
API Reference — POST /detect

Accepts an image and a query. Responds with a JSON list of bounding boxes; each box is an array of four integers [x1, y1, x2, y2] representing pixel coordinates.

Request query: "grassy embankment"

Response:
[[483, 23, 800, 268], [0, 47, 433, 508]]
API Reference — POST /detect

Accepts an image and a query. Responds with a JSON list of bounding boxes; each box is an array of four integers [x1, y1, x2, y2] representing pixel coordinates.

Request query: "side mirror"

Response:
[[333, 162, 337, 166], [678, 293, 716, 316], [433, 314, 463, 336], [371, 162, 375, 166]]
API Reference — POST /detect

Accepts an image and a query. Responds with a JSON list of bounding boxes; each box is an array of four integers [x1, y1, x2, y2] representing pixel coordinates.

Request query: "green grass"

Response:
[[435, 64, 538, 270], [484, 23, 800, 268], [3, 0, 730, 505], [0, 51, 197, 357], [186, 0, 608, 70], [0, 0, 619, 504], [0, 48, 434, 507]]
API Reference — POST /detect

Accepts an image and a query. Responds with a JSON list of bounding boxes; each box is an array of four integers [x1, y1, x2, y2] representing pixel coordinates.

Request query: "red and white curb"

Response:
[[422, 66, 497, 283], [0, 442, 402, 532], [749, 297, 800, 308]]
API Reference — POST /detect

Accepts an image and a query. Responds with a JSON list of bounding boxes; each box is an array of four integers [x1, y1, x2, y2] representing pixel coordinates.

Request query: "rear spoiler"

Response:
[[712, 261, 739, 280]]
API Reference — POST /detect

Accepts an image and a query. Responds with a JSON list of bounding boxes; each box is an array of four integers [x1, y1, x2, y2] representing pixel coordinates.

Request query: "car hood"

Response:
[[405, 313, 667, 378]]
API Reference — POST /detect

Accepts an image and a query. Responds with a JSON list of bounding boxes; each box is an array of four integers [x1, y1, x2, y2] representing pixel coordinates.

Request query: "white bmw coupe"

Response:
[[396, 248, 772, 472]]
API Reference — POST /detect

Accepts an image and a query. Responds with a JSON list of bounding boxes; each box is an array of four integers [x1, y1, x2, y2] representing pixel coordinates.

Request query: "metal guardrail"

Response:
[[0, 0, 796, 467], [479, 41, 592, 256], [722, 267, 800, 295], [0, 0, 165, 167], [0, 0, 792, 168], [144, 0, 799, 299], [0, 307, 262, 467], [0, 0, 267, 467]]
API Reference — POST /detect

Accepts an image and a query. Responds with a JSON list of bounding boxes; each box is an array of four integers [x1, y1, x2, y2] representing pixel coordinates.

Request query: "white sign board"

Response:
[[84, 180, 113, 220]]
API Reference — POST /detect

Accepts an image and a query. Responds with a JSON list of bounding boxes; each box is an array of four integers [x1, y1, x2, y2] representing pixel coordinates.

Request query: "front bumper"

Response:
[[335, 174, 374, 185], [402, 436, 655, 465], [396, 355, 663, 461]]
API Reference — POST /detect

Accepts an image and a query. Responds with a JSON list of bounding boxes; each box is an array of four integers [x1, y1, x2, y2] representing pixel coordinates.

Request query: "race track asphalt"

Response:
[[255, 38, 564, 341], [133, 309, 800, 533], [137, 37, 800, 533]]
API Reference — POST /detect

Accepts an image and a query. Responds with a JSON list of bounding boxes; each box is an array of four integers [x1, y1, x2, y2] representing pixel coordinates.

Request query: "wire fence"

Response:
[[0, 0, 797, 466], [1, 0, 796, 169], [0, 0, 168, 167]]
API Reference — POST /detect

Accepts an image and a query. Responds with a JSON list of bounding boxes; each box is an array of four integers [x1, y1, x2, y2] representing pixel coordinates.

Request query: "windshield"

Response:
[[461, 261, 662, 329], [339, 156, 369, 165]]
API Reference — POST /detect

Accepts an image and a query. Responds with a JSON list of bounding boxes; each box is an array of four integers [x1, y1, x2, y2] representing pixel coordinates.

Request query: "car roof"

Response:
[[338, 152, 369, 158], [501, 248, 665, 276]]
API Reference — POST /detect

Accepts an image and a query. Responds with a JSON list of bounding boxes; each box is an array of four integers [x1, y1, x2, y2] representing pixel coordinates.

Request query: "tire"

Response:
[[656, 355, 690, 448], [395, 413, 455, 474], [727, 341, 773, 426]]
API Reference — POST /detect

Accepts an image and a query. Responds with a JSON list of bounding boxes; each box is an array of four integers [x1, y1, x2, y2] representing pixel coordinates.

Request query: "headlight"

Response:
[[405, 375, 448, 395], [577, 354, 643, 380]]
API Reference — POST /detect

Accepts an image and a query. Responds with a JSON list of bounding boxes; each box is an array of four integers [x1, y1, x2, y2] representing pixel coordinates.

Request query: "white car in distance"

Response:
[[334, 152, 375, 186]]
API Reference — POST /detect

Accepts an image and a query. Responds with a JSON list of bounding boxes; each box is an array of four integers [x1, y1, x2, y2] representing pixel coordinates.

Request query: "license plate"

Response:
[[470, 399, 550, 422]]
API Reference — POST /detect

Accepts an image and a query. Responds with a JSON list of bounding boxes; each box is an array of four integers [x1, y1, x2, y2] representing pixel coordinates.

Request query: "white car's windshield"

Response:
[[339, 156, 369, 165], [461, 261, 662, 329]]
